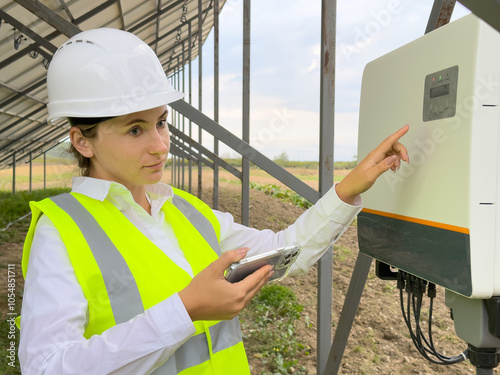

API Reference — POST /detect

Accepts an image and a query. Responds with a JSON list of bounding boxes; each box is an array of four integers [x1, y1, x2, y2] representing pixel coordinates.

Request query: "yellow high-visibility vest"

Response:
[[21, 187, 250, 375]]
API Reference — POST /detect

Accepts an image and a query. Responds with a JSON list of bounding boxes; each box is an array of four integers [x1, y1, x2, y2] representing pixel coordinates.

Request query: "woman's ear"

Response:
[[70, 127, 94, 158]]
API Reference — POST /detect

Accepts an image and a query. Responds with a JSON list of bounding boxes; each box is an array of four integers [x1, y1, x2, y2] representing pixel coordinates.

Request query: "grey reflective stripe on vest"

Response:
[[171, 194, 221, 256], [209, 316, 243, 354], [50, 194, 144, 325], [153, 317, 242, 375]]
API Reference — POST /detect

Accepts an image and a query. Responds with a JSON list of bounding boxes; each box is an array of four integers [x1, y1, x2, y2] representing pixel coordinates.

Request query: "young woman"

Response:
[[18, 28, 409, 375]]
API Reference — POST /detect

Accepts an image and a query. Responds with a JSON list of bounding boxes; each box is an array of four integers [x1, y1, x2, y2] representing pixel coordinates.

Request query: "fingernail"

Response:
[[386, 155, 397, 165], [238, 247, 250, 255]]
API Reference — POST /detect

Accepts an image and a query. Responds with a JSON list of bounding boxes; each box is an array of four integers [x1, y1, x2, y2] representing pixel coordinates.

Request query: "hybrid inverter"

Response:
[[357, 14, 500, 298]]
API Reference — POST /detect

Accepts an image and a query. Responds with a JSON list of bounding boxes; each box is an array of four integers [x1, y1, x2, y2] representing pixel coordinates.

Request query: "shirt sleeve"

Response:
[[214, 184, 362, 276], [19, 214, 196, 375]]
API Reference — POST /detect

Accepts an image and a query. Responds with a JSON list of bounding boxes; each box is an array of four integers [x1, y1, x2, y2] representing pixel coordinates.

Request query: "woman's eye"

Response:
[[157, 119, 167, 128], [129, 127, 141, 136]]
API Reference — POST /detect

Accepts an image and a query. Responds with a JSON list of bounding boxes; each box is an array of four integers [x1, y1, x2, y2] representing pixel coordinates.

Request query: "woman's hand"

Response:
[[335, 124, 410, 205], [178, 247, 273, 321]]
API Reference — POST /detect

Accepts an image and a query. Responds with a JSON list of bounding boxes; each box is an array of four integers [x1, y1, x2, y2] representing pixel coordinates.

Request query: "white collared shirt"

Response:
[[19, 177, 362, 375]]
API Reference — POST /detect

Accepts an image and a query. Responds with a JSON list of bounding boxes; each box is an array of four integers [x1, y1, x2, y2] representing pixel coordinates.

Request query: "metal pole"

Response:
[[172, 68, 177, 187], [171, 156, 175, 185], [213, 0, 220, 210], [29, 150, 32, 192], [241, 0, 251, 226], [172, 68, 176, 188], [12, 151, 16, 194], [176, 61, 182, 188], [188, 21, 193, 194], [197, 0, 203, 199], [324, 254, 373, 374], [182, 43, 186, 191], [425, 0, 456, 34], [317, 0, 337, 373], [43, 151, 46, 189]]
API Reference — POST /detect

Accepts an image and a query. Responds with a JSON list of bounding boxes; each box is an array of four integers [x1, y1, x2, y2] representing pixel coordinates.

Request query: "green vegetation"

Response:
[[0, 188, 70, 228], [334, 244, 352, 262], [0, 188, 70, 241], [240, 284, 309, 374], [250, 182, 313, 209]]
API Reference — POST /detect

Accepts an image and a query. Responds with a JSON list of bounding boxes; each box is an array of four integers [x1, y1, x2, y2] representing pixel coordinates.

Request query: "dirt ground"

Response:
[[0, 171, 482, 374]]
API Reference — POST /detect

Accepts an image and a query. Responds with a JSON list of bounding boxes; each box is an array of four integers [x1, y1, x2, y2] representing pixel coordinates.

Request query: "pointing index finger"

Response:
[[378, 124, 410, 159]]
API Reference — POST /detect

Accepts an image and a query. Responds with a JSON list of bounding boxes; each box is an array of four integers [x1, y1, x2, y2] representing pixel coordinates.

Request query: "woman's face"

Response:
[[86, 105, 170, 189]]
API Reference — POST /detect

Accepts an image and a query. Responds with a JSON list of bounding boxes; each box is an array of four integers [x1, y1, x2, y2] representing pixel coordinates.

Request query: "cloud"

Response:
[[177, 0, 471, 163]]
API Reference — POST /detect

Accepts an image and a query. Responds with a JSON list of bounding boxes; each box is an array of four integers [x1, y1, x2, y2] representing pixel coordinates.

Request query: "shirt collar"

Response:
[[71, 177, 174, 216]]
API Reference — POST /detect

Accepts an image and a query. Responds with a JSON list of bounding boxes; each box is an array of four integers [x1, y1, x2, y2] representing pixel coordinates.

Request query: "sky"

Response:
[[178, 0, 471, 162]]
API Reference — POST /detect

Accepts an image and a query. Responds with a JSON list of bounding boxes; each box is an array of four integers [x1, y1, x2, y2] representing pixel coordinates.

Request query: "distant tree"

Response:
[[273, 152, 289, 164]]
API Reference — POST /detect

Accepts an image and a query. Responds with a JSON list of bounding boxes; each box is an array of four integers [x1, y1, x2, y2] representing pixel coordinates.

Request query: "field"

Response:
[[0, 162, 480, 374]]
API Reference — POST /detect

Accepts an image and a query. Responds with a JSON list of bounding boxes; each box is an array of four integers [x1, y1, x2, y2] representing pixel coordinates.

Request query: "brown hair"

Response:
[[68, 117, 112, 177]]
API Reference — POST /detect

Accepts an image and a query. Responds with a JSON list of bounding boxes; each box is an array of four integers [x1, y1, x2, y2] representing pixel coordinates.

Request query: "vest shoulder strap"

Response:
[[171, 187, 221, 256]]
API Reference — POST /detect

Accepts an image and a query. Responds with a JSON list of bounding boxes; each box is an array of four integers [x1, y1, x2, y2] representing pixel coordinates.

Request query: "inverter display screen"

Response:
[[430, 84, 449, 98]]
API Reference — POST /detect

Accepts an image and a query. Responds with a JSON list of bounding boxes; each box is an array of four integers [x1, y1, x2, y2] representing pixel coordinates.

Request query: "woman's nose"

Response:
[[149, 129, 169, 154]]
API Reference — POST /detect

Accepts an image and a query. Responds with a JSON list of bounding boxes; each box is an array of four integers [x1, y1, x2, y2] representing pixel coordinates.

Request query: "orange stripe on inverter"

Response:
[[361, 208, 470, 235]]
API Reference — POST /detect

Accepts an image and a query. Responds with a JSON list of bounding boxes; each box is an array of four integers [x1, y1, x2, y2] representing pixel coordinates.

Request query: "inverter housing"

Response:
[[357, 14, 500, 298]]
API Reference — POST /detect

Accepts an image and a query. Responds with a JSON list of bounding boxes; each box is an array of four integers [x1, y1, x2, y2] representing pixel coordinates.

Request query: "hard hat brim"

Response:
[[47, 90, 184, 124]]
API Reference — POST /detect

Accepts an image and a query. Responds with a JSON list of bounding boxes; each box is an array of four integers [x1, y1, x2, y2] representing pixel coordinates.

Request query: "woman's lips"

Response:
[[145, 161, 164, 169]]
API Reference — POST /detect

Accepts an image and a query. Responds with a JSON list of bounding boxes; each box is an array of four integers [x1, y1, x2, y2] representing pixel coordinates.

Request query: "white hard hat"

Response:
[[46, 28, 184, 124]]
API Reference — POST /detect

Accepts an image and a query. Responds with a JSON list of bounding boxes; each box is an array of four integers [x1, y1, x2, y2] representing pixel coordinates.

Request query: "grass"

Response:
[[250, 182, 313, 209], [0, 188, 71, 374], [334, 245, 352, 262], [240, 284, 310, 374], [0, 188, 71, 242], [0, 188, 71, 223]]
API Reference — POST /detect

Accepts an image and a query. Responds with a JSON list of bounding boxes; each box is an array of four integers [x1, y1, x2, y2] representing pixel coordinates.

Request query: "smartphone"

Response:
[[224, 243, 302, 283]]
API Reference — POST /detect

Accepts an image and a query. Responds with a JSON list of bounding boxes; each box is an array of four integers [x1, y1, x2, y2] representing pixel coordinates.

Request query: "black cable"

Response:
[[421, 284, 455, 361], [411, 291, 450, 364], [425, 297, 456, 361], [413, 289, 447, 359], [397, 271, 468, 366], [400, 282, 445, 364], [399, 273, 443, 363], [424, 285, 467, 364]]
